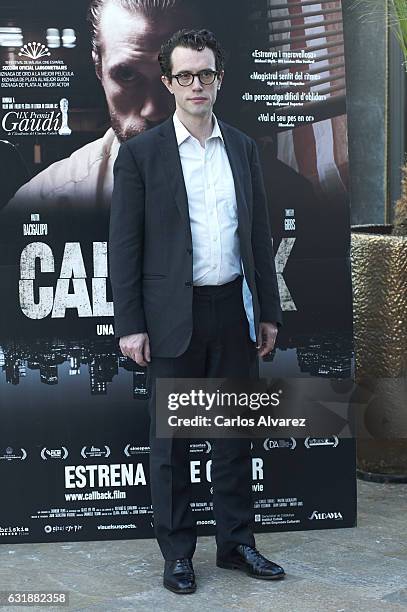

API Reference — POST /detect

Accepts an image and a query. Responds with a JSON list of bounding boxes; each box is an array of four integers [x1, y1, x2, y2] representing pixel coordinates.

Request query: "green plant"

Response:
[[389, 0, 407, 63], [388, 0, 407, 235]]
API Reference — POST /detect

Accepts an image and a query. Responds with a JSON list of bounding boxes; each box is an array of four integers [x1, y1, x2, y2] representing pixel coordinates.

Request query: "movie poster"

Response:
[[0, 0, 355, 543]]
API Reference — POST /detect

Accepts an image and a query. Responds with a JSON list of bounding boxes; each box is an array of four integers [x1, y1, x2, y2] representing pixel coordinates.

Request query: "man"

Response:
[[4, 0, 198, 212], [109, 29, 285, 594]]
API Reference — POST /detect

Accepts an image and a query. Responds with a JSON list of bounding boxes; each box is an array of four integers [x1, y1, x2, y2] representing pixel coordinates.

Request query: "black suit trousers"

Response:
[[147, 276, 258, 560]]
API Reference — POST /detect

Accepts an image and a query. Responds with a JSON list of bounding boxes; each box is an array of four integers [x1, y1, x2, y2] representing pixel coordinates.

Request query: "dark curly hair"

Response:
[[158, 28, 225, 79]]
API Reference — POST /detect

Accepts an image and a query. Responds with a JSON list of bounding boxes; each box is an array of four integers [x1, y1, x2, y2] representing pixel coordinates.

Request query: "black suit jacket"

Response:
[[109, 116, 282, 358]]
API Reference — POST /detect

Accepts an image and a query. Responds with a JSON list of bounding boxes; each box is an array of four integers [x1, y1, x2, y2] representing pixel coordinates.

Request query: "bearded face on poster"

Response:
[[3, 0, 205, 213]]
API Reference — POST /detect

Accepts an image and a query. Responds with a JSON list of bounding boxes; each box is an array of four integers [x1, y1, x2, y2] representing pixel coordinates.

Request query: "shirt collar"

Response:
[[173, 111, 224, 146]]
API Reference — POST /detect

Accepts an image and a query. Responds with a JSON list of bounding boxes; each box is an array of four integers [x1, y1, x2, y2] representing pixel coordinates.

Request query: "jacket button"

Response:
[[185, 280, 193, 287], [186, 248, 192, 255]]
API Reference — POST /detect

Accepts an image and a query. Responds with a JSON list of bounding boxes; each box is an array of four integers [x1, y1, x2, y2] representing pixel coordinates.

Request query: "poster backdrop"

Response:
[[0, 0, 355, 543]]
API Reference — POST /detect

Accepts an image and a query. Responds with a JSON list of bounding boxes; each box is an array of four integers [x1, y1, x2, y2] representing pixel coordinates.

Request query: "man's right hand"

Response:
[[119, 333, 151, 366]]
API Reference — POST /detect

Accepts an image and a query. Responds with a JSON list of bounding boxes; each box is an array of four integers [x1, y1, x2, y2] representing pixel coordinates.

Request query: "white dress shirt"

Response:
[[173, 111, 241, 286], [173, 112, 255, 341]]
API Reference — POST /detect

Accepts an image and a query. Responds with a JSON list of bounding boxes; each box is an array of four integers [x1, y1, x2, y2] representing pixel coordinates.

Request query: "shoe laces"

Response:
[[252, 546, 264, 558], [242, 545, 261, 556], [175, 558, 194, 575], [241, 546, 282, 571], [241, 545, 267, 563]]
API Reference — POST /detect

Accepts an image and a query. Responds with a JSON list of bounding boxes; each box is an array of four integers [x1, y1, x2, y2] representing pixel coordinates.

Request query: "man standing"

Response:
[[109, 29, 285, 593]]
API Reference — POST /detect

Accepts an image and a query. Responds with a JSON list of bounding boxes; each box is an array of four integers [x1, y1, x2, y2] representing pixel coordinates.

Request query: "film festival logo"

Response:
[[0, 447, 27, 461], [18, 42, 51, 60], [2, 97, 72, 136], [263, 437, 296, 450], [81, 445, 110, 459], [124, 444, 150, 456], [40, 446, 69, 460], [2, 98, 72, 136]]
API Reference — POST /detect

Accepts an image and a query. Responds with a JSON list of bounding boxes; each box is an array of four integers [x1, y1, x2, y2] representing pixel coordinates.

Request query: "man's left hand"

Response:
[[256, 322, 278, 357]]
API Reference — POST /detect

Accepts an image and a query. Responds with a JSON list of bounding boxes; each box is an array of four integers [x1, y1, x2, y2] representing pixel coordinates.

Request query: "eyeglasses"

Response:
[[170, 69, 219, 87]]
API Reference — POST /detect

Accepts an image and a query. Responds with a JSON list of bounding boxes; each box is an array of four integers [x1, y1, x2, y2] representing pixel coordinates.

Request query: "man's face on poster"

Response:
[[93, 2, 183, 141]]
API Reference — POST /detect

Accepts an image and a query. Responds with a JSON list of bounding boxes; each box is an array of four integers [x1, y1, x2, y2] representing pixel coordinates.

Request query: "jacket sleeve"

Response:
[[109, 141, 146, 338], [250, 138, 283, 327]]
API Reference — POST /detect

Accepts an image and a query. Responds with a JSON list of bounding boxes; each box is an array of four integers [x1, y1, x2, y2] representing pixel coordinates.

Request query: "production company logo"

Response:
[[196, 519, 216, 526], [263, 437, 296, 450], [0, 446, 27, 461], [81, 445, 110, 459], [41, 446, 68, 460], [308, 510, 343, 521], [44, 524, 83, 534], [304, 436, 339, 449], [97, 523, 137, 531], [0, 525, 30, 537], [124, 444, 150, 456]]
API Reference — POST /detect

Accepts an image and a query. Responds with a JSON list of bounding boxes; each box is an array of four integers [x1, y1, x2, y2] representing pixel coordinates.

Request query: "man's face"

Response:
[[162, 46, 223, 120], [94, 3, 179, 141]]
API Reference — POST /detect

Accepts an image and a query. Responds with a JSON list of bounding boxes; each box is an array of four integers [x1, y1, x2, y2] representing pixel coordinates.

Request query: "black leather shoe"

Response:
[[163, 558, 196, 594], [217, 544, 285, 580]]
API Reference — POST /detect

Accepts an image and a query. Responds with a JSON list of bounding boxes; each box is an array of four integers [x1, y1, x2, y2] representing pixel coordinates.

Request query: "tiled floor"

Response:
[[0, 480, 406, 611]]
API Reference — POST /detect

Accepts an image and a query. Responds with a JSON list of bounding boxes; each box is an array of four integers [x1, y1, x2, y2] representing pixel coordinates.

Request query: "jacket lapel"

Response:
[[158, 117, 190, 227], [218, 120, 250, 228], [157, 116, 249, 230]]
